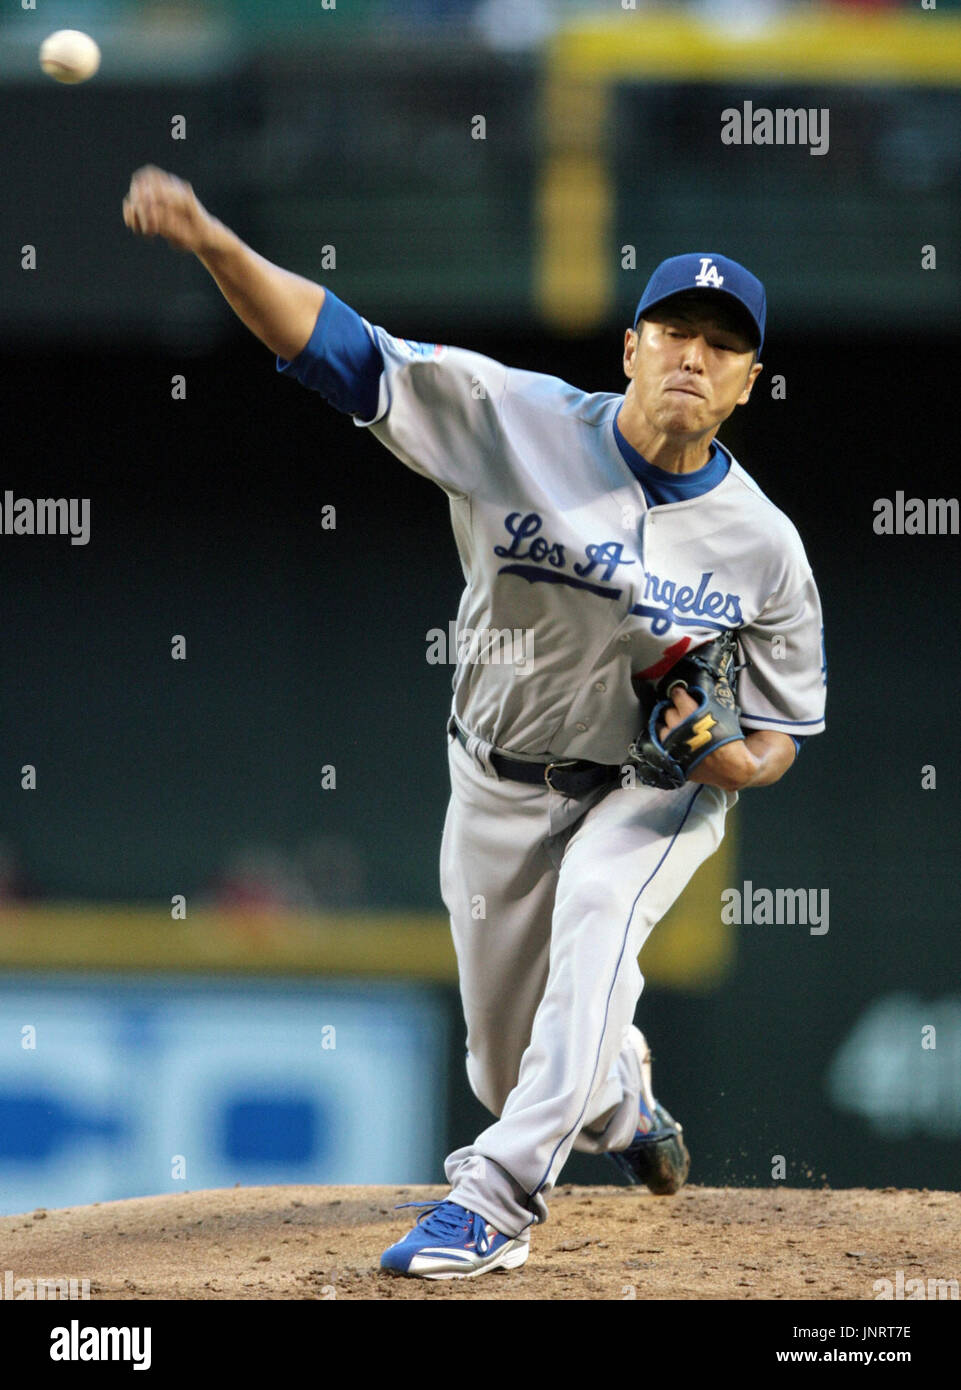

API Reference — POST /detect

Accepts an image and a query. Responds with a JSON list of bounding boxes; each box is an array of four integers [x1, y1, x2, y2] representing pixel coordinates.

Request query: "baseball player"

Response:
[[123, 167, 826, 1281]]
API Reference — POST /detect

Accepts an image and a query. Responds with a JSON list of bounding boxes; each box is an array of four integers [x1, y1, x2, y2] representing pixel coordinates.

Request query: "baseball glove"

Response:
[[627, 631, 745, 790]]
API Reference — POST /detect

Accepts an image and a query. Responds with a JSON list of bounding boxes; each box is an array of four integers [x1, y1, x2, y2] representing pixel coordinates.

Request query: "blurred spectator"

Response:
[[472, 0, 559, 50], [469, 0, 931, 53], [0, 839, 35, 905], [690, 0, 796, 34], [299, 835, 369, 911], [205, 835, 368, 913], [207, 844, 317, 911]]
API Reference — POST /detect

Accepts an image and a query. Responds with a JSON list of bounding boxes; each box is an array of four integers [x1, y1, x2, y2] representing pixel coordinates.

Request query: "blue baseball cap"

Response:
[[634, 253, 766, 354]]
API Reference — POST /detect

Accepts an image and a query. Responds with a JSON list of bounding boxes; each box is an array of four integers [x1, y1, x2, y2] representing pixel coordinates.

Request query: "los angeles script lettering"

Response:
[[493, 511, 634, 582]]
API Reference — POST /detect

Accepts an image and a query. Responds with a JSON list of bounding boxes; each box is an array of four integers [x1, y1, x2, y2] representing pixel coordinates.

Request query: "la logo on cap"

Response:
[[694, 258, 725, 290]]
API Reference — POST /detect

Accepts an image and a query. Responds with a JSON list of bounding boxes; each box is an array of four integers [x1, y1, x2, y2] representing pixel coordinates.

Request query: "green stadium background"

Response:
[[0, 0, 958, 1211]]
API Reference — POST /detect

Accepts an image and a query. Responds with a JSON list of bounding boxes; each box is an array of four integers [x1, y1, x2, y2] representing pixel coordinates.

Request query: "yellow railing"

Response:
[[0, 813, 736, 990], [551, 9, 961, 84]]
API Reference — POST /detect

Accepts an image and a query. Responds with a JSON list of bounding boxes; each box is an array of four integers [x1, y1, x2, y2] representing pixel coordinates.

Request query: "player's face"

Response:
[[623, 302, 762, 440]]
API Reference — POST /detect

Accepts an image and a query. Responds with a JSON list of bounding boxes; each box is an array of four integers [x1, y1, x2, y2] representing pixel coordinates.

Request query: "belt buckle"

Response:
[[544, 759, 578, 792]]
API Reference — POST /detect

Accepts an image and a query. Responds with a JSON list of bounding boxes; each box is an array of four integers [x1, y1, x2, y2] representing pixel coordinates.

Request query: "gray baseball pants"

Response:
[[441, 725, 735, 1236]]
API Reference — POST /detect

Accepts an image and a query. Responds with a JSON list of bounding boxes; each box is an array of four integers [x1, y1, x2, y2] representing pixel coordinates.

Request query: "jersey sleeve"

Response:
[[354, 327, 509, 497], [275, 289, 384, 419], [737, 567, 827, 740]]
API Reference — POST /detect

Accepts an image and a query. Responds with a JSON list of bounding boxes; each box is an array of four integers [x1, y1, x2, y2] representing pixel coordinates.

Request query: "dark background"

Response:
[[0, 3, 958, 1196]]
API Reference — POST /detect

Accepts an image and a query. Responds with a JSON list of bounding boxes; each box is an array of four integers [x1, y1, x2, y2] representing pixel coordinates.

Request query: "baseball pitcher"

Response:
[[123, 167, 826, 1280]]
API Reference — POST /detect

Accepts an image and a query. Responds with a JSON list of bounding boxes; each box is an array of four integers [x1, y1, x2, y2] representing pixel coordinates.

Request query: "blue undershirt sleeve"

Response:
[[275, 289, 384, 419]]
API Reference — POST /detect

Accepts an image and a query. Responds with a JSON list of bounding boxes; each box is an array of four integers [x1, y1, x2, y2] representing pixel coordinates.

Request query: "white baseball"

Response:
[[39, 30, 101, 85]]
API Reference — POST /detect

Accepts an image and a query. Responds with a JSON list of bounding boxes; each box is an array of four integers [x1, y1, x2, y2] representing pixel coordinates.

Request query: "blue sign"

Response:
[[0, 975, 447, 1216]]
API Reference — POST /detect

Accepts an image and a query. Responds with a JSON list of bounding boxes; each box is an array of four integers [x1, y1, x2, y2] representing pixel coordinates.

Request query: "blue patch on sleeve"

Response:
[[275, 290, 383, 418]]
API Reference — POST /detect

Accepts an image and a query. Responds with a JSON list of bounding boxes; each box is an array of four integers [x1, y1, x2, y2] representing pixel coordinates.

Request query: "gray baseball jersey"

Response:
[[355, 330, 825, 763]]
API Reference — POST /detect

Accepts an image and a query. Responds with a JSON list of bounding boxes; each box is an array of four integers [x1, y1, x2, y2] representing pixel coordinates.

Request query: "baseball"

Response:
[[39, 30, 101, 85]]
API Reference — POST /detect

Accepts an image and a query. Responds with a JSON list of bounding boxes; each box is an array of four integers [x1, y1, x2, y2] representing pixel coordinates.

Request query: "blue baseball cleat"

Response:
[[606, 1026, 691, 1195], [380, 1199, 530, 1280]]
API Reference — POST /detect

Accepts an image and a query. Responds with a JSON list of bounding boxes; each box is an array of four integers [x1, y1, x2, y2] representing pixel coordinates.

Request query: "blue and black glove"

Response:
[[627, 630, 746, 790]]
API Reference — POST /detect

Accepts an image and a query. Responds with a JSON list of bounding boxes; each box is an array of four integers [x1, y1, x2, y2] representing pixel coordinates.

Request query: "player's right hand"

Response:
[[658, 685, 759, 790], [122, 165, 215, 255]]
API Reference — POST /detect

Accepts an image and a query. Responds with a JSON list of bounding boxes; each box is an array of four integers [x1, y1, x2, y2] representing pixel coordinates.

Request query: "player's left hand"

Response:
[[657, 686, 758, 790]]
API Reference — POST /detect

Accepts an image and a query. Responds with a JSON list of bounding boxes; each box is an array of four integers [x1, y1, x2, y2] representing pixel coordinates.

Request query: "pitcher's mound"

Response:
[[1, 1184, 956, 1300]]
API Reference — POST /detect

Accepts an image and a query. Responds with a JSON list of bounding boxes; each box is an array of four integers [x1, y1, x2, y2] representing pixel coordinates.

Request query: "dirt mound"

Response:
[[1, 1184, 956, 1300]]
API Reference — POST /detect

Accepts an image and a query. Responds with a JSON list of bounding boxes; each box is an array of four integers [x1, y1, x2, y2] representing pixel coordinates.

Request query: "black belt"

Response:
[[452, 722, 621, 798]]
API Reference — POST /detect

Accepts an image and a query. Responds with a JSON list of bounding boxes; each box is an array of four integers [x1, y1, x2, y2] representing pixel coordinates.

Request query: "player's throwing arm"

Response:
[[122, 165, 325, 363]]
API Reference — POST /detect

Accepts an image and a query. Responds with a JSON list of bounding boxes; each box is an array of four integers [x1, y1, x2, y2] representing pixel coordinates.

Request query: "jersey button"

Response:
[[594, 681, 606, 692], [618, 634, 631, 643], [575, 722, 588, 732]]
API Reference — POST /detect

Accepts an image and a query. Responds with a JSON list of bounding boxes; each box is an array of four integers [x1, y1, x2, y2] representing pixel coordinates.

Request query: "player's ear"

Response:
[[736, 359, 763, 406], [623, 326, 638, 377]]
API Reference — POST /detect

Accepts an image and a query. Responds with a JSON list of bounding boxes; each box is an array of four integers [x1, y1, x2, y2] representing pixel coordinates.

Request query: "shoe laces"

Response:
[[395, 1199, 489, 1247], [628, 1099, 672, 1145]]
